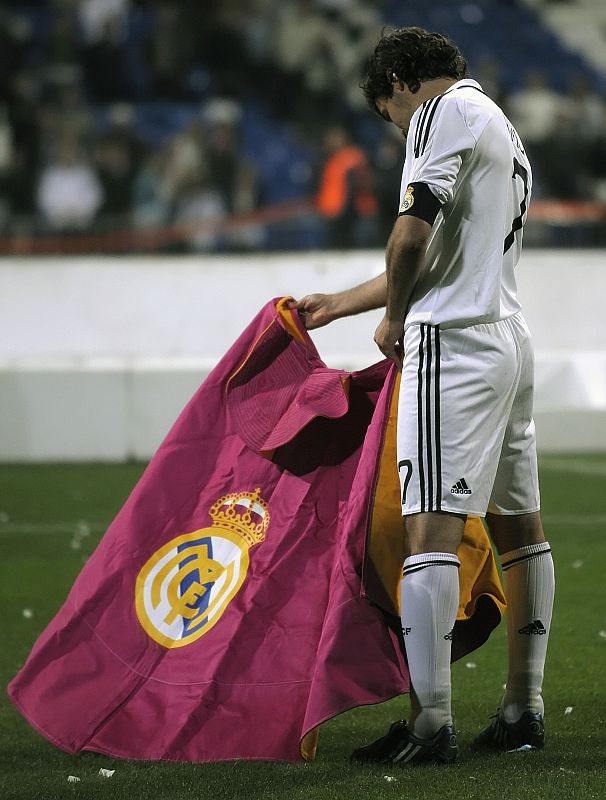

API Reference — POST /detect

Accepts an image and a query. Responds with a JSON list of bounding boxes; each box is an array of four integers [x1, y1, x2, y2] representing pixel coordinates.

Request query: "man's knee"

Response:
[[403, 512, 466, 557], [485, 511, 545, 555]]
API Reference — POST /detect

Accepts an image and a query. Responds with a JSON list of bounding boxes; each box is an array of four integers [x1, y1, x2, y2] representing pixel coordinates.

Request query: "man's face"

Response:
[[375, 81, 418, 137]]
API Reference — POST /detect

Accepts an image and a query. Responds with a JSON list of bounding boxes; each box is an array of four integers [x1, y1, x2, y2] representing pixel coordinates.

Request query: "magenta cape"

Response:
[[8, 298, 505, 762]]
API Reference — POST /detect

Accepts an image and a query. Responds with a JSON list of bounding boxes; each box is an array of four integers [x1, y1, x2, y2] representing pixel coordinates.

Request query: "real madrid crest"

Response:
[[135, 489, 269, 648], [400, 184, 415, 213]]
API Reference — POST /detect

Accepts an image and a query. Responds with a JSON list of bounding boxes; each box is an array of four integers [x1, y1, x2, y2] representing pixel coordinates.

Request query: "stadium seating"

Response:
[[5, 1, 605, 249]]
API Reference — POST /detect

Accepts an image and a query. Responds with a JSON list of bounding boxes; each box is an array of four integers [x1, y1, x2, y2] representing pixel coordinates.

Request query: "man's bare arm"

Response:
[[384, 214, 431, 323], [291, 214, 431, 334], [374, 214, 432, 367], [290, 272, 387, 330]]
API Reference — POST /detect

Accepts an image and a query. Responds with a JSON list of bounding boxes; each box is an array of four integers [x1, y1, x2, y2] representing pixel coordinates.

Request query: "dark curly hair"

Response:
[[362, 27, 468, 111]]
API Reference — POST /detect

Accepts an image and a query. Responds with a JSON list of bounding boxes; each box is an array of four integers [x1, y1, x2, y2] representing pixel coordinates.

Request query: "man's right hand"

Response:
[[288, 294, 339, 330], [288, 272, 387, 330]]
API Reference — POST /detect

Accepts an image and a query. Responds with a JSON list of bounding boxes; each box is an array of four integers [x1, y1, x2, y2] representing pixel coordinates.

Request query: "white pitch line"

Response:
[[0, 522, 108, 535], [0, 515, 605, 535], [540, 457, 606, 478], [541, 514, 606, 527]]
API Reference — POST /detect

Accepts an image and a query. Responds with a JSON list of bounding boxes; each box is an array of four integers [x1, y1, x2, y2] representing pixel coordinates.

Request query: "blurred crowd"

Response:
[[1, 0, 605, 251]]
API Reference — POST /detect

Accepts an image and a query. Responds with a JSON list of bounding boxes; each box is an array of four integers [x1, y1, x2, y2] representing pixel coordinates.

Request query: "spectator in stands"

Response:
[[192, 0, 258, 98], [172, 163, 226, 252], [584, 81, 606, 202], [7, 69, 41, 168], [0, 103, 13, 176], [132, 150, 170, 231], [506, 70, 564, 194], [532, 75, 598, 199], [0, 102, 12, 232], [82, 16, 130, 101], [1, 143, 37, 236], [272, 0, 346, 123], [563, 74, 606, 144], [473, 54, 505, 104], [316, 125, 378, 249], [330, 5, 383, 110], [148, 2, 194, 99], [203, 100, 244, 213], [506, 70, 563, 145], [206, 121, 241, 213], [0, 7, 31, 102], [55, 83, 95, 147], [372, 130, 404, 247], [94, 103, 146, 226], [133, 119, 210, 241], [135, 122, 206, 221], [95, 134, 136, 230], [201, 98, 263, 249], [78, 0, 130, 45], [46, 6, 81, 75], [104, 103, 147, 174], [36, 132, 103, 232]]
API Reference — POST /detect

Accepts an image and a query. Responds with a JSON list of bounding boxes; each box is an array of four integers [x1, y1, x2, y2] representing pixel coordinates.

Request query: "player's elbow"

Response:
[[389, 228, 430, 258], [390, 215, 432, 255]]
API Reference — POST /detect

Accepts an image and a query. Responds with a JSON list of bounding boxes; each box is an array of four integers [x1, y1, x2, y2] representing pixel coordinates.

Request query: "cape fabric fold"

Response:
[[8, 298, 505, 763]]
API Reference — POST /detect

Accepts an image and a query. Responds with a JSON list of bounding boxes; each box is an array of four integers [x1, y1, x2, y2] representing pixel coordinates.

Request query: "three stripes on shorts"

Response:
[[416, 323, 442, 512]]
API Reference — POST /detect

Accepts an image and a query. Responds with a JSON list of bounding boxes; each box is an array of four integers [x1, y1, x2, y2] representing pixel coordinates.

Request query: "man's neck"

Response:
[[412, 77, 460, 110]]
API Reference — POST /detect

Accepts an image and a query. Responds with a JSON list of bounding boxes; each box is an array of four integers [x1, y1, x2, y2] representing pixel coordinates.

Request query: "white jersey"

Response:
[[399, 79, 532, 330]]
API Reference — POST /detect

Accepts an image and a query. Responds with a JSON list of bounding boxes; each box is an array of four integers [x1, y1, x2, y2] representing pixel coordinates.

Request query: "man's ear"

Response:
[[388, 70, 403, 88], [387, 69, 408, 95]]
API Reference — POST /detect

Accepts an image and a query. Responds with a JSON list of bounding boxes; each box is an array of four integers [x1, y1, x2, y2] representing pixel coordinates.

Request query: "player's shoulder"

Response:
[[445, 81, 501, 140], [411, 82, 488, 158], [443, 82, 498, 120], [410, 93, 450, 159]]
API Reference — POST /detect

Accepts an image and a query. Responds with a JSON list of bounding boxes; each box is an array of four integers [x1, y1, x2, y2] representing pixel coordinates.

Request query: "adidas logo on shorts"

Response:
[[518, 619, 547, 635], [450, 478, 472, 495]]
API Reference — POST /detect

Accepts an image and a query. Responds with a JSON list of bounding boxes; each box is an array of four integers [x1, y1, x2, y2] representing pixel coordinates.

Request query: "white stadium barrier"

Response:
[[1, 250, 605, 460]]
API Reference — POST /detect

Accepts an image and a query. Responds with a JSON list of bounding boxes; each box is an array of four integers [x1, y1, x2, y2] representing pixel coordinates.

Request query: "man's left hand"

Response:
[[374, 316, 404, 369]]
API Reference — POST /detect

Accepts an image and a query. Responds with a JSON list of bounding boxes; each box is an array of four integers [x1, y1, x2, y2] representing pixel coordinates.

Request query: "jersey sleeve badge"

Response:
[[400, 185, 415, 213]]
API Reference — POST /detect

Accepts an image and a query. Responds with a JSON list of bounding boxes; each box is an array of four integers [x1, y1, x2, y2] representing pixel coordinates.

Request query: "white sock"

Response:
[[400, 552, 460, 739], [500, 542, 555, 723]]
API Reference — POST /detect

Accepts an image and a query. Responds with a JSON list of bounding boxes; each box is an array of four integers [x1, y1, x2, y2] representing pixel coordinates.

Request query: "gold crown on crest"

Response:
[[209, 488, 270, 547]]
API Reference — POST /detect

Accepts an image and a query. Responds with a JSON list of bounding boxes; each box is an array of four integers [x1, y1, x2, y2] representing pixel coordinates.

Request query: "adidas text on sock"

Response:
[[400, 552, 460, 739]]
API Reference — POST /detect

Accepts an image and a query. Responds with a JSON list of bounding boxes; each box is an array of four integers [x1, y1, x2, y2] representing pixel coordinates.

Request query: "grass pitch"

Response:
[[1, 456, 605, 800]]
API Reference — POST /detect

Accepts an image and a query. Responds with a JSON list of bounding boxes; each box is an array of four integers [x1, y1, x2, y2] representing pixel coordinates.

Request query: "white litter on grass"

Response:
[[564, 706, 573, 715], [98, 768, 115, 778], [598, 630, 606, 640], [75, 521, 91, 537], [572, 560, 583, 569], [22, 608, 33, 619], [469, 776, 477, 782], [465, 662, 477, 669], [507, 744, 533, 753], [67, 775, 81, 783], [383, 776, 396, 783], [70, 521, 92, 550]]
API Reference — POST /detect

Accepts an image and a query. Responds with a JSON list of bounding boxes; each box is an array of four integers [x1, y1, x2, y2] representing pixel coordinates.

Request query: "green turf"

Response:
[[1, 456, 605, 800]]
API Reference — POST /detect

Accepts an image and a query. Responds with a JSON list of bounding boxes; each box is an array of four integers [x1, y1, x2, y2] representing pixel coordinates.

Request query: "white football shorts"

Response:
[[396, 312, 540, 517]]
